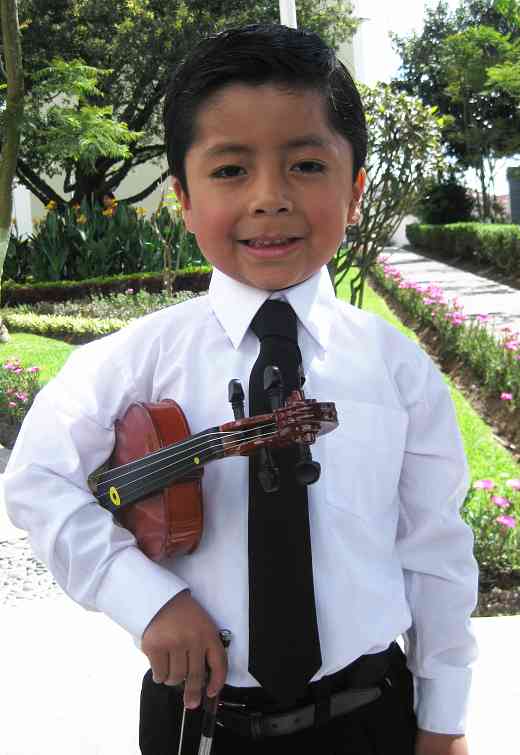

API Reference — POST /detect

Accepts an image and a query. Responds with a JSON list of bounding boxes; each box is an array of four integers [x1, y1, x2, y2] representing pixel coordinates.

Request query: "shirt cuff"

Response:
[[415, 670, 472, 735], [96, 545, 189, 639]]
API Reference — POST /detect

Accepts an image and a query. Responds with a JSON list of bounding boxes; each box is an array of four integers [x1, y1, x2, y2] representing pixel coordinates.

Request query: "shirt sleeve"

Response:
[[396, 357, 479, 735], [3, 337, 189, 639]]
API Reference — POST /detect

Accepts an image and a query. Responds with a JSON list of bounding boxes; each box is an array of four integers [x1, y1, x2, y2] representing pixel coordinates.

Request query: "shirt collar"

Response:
[[208, 266, 336, 351]]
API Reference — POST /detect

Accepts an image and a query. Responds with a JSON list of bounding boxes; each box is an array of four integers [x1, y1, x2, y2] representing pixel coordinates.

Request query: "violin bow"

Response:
[[177, 630, 232, 755]]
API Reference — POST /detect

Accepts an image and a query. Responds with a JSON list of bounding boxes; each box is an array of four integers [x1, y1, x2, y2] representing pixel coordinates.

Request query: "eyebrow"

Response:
[[203, 135, 331, 159]]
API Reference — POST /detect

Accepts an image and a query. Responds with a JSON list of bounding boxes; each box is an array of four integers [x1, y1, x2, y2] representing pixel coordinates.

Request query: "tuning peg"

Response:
[[228, 379, 245, 419], [294, 445, 321, 485], [263, 365, 284, 410]]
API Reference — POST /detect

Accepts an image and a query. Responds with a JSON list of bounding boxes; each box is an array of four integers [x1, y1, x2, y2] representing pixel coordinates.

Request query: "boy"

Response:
[[5, 23, 477, 755]]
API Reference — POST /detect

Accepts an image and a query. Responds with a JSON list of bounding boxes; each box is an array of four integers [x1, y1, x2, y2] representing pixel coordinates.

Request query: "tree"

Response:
[[439, 24, 519, 218], [330, 84, 445, 307], [0, 0, 359, 207], [0, 0, 23, 341], [391, 0, 520, 220]]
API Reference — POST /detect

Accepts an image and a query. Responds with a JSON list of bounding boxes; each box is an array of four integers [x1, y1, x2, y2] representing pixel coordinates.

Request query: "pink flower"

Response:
[[491, 495, 511, 509], [473, 479, 495, 490], [476, 314, 490, 324], [506, 479, 520, 490], [8, 401, 16, 408], [14, 392, 28, 402], [504, 341, 519, 351], [26, 366, 40, 373], [496, 515, 516, 529], [500, 392, 513, 401], [125, 288, 134, 295]]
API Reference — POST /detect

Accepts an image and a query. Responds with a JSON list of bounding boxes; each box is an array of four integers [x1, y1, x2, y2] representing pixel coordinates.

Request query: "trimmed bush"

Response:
[[406, 222, 520, 274], [1, 266, 212, 307], [1, 311, 128, 344]]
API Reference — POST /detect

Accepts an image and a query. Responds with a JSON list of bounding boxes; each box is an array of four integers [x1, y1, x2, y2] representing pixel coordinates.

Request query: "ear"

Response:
[[347, 168, 366, 225], [171, 177, 194, 232]]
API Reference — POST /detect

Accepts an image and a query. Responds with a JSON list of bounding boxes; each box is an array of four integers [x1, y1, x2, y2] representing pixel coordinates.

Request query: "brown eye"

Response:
[[293, 161, 326, 173], [211, 165, 245, 179]]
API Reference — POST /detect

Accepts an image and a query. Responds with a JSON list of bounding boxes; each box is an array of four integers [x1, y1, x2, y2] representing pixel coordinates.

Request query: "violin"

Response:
[[89, 377, 338, 562]]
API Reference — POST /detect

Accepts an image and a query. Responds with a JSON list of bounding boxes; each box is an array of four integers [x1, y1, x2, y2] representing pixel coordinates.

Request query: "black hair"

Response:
[[163, 23, 367, 195]]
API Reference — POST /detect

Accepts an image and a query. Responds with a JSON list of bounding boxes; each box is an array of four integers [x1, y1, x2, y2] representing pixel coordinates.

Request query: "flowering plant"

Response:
[[374, 255, 520, 409], [462, 477, 520, 572], [0, 358, 41, 424]]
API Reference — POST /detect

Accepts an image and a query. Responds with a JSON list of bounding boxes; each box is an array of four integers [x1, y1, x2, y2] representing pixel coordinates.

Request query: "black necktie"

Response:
[[248, 299, 322, 703]]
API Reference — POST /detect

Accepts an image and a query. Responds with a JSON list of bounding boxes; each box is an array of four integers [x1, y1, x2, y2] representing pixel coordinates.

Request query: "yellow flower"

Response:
[[102, 207, 115, 217], [46, 200, 57, 211], [136, 207, 147, 217], [76, 214, 87, 225]]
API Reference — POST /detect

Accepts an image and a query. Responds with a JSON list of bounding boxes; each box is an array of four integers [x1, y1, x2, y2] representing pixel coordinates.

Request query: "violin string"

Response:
[[98, 407, 321, 498], [101, 428, 283, 506], [102, 421, 277, 474], [97, 426, 281, 502], [98, 421, 278, 488]]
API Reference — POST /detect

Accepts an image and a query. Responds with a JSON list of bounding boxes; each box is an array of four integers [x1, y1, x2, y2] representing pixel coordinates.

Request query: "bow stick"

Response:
[[177, 630, 232, 755]]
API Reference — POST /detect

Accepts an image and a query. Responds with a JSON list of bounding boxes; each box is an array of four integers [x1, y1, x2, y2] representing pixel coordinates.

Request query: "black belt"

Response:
[[216, 642, 401, 739], [217, 686, 382, 738]]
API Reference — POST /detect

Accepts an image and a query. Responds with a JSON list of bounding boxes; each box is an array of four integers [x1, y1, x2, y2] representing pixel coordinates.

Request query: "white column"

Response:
[[279, 0, 297, 28], [12, 182, 33, 239]]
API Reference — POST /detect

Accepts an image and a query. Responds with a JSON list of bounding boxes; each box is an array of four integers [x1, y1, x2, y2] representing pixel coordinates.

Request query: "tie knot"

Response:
[[250, 300, 297, 343]]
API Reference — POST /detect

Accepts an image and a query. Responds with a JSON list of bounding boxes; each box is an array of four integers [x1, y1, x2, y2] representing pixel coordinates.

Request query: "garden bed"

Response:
[[368, 271, 520, 616]]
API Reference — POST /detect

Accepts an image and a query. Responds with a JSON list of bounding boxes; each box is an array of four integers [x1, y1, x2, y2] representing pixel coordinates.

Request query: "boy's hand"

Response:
[[141, 590, 228, 709], [416, 730, 469, 755]]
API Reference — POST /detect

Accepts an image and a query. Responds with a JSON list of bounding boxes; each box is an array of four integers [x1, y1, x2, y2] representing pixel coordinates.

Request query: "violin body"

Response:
[[91, 393, 338, 563], [110, 400, 203, 562]]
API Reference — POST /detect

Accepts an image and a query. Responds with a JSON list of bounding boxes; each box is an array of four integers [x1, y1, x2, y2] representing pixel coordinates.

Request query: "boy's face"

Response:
[[173, 84, 364, 291]]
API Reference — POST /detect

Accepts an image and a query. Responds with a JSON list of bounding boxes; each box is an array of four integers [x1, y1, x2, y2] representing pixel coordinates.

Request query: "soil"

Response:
[[368, 258, 520, 618]]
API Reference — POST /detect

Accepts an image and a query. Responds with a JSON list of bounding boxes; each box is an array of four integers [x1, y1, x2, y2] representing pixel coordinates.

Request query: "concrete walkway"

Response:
[[383, 245, 520, 335], [1, 245, 520, 753]]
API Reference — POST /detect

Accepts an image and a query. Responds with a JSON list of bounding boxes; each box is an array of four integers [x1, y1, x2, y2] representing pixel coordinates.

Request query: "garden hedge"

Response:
[[406, 222, 520, 276], [1, 266, 212, 307]]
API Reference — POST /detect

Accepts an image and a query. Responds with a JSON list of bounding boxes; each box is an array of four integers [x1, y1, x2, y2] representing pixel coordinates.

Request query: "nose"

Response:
[[248, 170, 293, 216]]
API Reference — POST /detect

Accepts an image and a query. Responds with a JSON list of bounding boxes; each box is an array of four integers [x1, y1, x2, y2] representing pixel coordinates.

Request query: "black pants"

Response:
[[139, 646, 417, 755]]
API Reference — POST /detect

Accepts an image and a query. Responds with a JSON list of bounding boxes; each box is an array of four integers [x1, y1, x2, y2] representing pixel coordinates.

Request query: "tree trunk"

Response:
[[0, 0, 24, 341], [478, 155, 491, 221]]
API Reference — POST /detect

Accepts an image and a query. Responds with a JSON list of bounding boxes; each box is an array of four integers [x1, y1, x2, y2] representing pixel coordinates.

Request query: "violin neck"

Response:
[[92, 426, 225, 514]]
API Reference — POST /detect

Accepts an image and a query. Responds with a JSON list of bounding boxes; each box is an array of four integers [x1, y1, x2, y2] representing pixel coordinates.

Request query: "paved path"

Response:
[[1, 246, 520, 752], [382, 245, 520, 336]]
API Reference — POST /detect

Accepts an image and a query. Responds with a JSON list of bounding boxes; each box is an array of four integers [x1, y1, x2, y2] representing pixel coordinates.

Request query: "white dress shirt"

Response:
[[4, 266, 478, 734]]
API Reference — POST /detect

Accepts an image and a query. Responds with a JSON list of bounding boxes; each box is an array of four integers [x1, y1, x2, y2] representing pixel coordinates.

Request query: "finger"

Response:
[[147, 650, 169, 684], [164, 649, 188, 688], [205, 642, 228, 698], [183, 651, 206, 709]]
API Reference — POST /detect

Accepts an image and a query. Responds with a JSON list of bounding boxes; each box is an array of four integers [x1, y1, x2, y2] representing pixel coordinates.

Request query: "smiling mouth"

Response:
[[240, 237, 301, 248]]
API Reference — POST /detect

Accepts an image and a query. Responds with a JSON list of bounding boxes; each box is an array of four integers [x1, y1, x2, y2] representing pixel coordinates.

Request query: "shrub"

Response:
[[0, 358, 41, 426], [405, 222, 520, 274], [1, 266, 212, 306], [4, 200, 206, 282], [462, 479, 520, 573], [414, 177, 475, 225]]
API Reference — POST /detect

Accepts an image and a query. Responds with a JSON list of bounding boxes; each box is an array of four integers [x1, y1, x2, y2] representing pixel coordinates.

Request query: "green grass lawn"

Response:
[[337, 274, 520, 482], [0, 332, 75, 385]]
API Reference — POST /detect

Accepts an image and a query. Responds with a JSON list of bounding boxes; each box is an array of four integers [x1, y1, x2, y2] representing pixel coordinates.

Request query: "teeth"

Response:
[[248, 238, 291, 247]]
